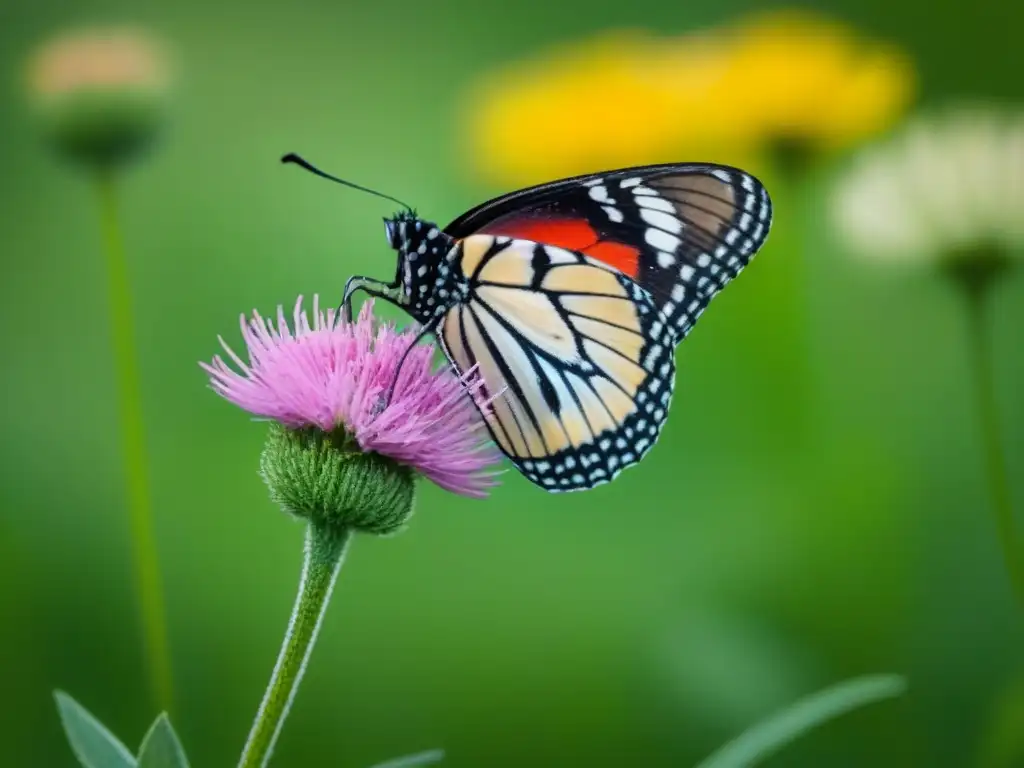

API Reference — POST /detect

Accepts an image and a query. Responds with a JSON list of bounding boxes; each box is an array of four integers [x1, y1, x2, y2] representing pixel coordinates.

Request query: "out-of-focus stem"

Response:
[[962, 279, 1024, 608], [95, 171, 174, 711]]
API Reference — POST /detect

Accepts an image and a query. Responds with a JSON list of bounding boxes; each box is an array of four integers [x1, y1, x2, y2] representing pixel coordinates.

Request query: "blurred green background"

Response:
[[2, 0, 1023, 765]]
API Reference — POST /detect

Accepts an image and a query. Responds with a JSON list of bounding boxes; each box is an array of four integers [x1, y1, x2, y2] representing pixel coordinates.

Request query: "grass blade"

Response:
[[368, 748, 445, 768], [696, 674, 907, 768]]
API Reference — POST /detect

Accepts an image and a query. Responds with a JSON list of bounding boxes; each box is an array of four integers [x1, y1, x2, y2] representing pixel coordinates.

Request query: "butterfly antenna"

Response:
[[281, 152, 413, 212]]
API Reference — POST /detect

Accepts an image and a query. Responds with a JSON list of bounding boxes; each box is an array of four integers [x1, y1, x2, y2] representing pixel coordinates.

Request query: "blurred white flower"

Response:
[[832, 107, 1024, 266]]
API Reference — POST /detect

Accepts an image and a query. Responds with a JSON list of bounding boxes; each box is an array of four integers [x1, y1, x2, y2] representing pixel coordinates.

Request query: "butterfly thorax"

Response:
[[385, 212, 463, 325]]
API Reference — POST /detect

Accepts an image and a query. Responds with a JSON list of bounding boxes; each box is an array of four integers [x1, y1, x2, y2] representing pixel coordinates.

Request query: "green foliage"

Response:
[[54, 691, 137, 768], [55, 693, 190, 768], [137, 715, 190, 768], [695, 675, 907, 768]]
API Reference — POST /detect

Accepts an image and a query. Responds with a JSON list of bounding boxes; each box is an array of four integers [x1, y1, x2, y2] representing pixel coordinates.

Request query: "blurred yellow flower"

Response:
[[462, 11, 915, 186], [715, 11, 914, 152], [463, 30, 709, 186]]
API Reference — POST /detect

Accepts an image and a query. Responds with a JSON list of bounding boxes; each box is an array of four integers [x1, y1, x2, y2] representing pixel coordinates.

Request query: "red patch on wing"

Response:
[[479, 217, 640, 278], [582, 240, 641, 277]]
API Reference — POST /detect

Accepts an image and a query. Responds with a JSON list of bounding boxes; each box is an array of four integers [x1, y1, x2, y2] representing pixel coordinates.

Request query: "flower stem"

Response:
[[238, 524, 352, 768], [963, 282, 1024, 607], [95, 171, 174, 712]]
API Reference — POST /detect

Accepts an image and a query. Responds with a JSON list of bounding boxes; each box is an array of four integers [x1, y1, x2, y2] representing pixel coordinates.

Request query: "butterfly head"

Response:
[[382, 209, 418, 250], [280, 153, 464, 322], [383, 211, 458, 322]]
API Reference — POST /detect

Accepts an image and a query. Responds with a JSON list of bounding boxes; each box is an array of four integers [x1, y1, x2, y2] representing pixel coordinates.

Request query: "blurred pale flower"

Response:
[[28, 27, 169, 98], [462, 11, 914, 186], [25, 26, 171, 168], [203, 296, 502, 502], [832, 107, 1024, 266], [832, 107, 1024, 608]]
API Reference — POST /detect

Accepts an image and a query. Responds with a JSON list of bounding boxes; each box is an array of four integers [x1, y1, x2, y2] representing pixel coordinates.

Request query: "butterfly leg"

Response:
[[340, 274, 400, 322], [373, 323, 436, 413]]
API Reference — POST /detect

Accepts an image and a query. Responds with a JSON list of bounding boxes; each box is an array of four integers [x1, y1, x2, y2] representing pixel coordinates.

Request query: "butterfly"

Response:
[[283, 155, 772, 492]]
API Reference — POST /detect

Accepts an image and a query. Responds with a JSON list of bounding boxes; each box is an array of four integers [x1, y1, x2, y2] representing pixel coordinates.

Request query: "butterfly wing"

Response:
[[444, 163, 772, 339], [436, 234, 676, 492]]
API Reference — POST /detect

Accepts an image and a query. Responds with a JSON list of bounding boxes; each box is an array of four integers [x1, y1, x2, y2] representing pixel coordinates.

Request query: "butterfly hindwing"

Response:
[[443, 163, 772, 339], [436, 235, 677, 491]]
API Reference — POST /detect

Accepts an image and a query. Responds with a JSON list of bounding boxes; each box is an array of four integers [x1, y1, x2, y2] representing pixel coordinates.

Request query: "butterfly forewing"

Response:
[[443, 163, 772, 338], [435, 235, 676, 491]]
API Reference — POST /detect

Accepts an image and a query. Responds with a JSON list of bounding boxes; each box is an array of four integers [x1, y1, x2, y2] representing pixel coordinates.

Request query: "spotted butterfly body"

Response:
[[343, 163, 772, 492]]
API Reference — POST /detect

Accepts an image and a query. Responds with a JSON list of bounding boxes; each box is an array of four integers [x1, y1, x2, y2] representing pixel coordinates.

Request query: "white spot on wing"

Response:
[[602, 205, 624, 223], [639, 207, 681, 235], [588, 185, 611, 203], [635, 194, 676, 213], [645, 228, 680, 253]]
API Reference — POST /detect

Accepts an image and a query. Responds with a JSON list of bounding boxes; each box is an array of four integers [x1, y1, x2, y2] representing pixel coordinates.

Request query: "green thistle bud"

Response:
[[25, 27, 171, 170], [260, 423, 416, 536]]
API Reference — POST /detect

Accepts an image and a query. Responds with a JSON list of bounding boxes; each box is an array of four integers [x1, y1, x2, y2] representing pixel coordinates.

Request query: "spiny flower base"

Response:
[[260, 423, 415, 536]]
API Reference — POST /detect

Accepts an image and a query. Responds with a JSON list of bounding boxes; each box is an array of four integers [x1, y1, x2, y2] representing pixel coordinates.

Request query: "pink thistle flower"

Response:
[[202, 296, 502, 498]]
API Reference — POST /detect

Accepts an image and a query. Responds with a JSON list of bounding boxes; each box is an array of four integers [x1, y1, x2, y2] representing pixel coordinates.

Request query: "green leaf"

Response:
[[695, 674, 907, 768], [53, 690, 137, 768], [137, 714, 190, 768], [368, 748, 445, 768]]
